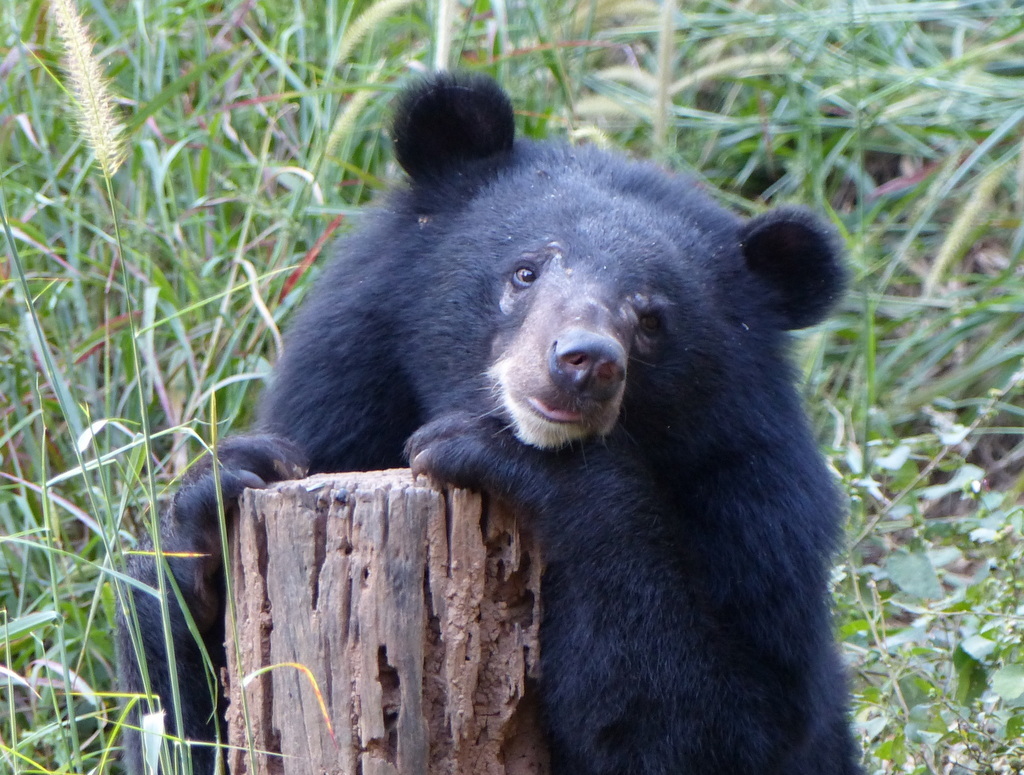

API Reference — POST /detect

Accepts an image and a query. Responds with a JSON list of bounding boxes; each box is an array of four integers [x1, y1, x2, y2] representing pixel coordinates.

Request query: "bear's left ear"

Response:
[[739, 206, 847, 330], [391, 72, 515, 182]]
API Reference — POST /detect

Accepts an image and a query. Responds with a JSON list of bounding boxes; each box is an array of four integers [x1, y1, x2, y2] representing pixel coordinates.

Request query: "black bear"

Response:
[[118, 72, 862, 775]]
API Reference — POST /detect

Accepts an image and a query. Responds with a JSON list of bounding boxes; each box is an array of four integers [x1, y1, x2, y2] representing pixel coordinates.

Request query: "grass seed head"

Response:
[[50, 0, 126, 178]]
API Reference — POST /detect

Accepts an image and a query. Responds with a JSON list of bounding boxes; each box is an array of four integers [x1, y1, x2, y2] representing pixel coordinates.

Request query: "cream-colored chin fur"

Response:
[[488, 360, 602, 449], [504, 392, 593, 449]]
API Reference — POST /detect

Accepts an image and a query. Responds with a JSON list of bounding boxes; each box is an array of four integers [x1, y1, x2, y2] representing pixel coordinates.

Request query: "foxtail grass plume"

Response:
[[324, 85, 377, 162], [335, 0, 417, 66], [51, 0, 126, 177]]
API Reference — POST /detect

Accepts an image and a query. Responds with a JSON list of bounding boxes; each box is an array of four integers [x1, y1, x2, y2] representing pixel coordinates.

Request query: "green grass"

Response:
[[2, 0, 1023, 772]]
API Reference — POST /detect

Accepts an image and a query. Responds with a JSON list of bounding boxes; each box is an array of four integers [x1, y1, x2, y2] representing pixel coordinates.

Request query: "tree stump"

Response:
[[223, 470, 549, 775]]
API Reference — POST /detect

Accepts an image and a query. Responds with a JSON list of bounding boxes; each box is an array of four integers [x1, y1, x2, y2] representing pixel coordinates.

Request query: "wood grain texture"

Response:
[[223, 470, 548, 775]]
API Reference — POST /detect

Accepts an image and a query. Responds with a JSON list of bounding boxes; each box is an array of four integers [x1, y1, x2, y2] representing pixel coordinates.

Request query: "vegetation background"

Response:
[[2, 0, 1023, 772]]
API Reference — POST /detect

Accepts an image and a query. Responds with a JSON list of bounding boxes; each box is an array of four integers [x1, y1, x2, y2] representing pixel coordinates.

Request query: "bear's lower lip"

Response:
[[528, 397, 583, 424]]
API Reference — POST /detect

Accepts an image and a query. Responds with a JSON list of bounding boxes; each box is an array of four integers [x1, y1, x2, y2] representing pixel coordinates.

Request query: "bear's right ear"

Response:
[[739, 207, 847, 330], [391, 72, 516, 182]]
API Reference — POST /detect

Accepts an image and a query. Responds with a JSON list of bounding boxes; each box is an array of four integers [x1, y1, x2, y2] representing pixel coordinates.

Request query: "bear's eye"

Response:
[[512, 266, 538, 287], [639, 313, 661, 333]]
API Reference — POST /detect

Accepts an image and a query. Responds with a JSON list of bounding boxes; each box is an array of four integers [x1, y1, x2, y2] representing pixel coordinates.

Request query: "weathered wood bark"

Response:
[[223, 470, 549, 775]]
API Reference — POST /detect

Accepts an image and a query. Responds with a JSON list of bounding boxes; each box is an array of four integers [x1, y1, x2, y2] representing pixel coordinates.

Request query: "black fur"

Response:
[[119, 73, 861, 774], [740, 206, 846, 330], [391, 71, 515, 181]]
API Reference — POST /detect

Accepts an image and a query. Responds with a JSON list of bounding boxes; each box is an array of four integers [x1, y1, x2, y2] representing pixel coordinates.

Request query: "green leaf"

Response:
[[905, 703, 944, 744], [0, 611, 58, 642], [885, 550, 943, 599], [918, 464, 985, 501], [991, 665, 1024, 701], [876, 444, 911, 471], [1007, 715, 1024, 738], [953, 647, 987, 706], [959, 634, 997, 662]]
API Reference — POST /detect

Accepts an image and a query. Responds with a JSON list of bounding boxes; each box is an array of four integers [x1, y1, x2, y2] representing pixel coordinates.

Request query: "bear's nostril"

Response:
[[594, 359, 621, 384]]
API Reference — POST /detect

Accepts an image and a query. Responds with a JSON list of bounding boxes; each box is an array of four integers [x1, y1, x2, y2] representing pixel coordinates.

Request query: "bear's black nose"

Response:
[[549, 330, 626, 401]]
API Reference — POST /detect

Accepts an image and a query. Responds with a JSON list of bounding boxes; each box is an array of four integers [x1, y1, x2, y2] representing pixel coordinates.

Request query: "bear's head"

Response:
[[392, 74, 846, 449]]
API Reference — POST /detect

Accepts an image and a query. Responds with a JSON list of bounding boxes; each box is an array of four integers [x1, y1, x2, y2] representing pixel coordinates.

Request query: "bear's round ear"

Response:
[[391, 72, 515, 181], [739, 206, 847, 330]]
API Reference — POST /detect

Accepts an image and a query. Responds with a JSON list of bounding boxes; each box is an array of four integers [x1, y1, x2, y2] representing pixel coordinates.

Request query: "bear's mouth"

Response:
[[527, 397, 583, 424], [487, 359, 621, 448]]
